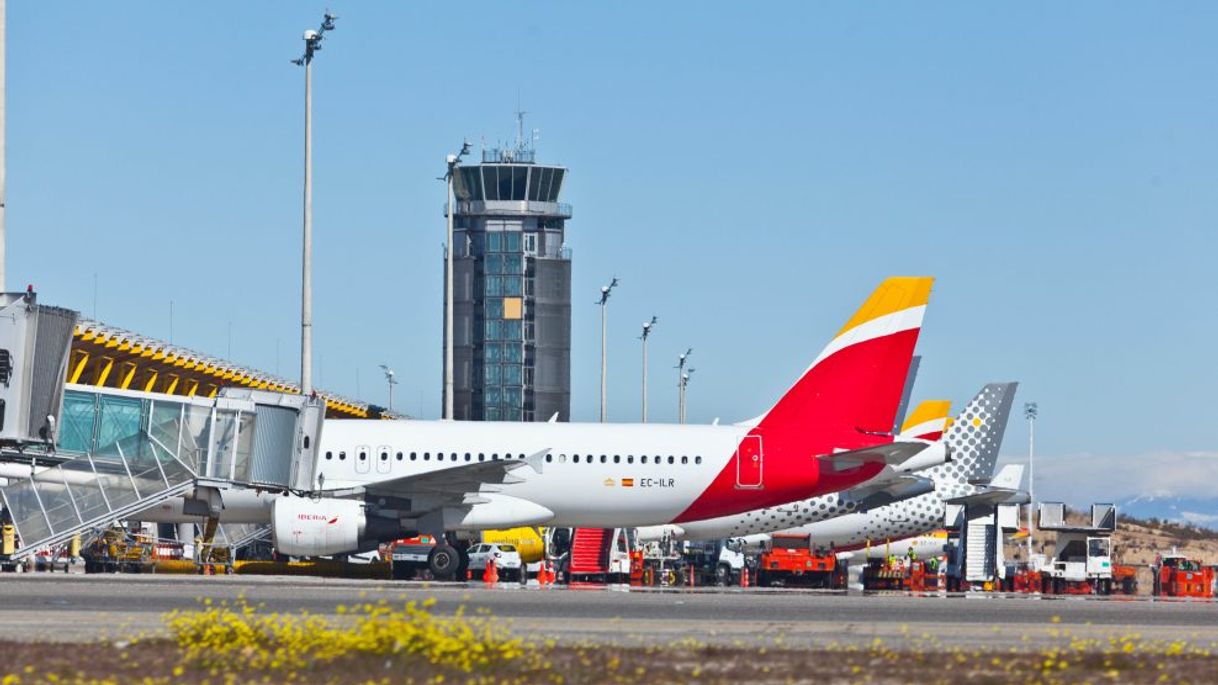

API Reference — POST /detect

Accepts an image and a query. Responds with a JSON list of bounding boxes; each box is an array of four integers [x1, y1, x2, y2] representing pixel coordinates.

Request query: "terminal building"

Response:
[[446, 133, 572, 422]]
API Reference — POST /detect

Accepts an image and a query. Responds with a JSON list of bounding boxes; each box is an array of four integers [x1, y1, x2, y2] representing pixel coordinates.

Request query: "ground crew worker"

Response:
[[907, 547, 917, 563]]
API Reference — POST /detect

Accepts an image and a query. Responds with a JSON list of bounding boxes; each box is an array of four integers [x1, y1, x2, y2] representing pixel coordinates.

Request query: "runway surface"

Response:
[[1, 574, 1215, 649]]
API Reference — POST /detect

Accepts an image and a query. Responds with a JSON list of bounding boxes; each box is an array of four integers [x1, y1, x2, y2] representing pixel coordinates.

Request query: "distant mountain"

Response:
[[1118, 496, 1218, 529]]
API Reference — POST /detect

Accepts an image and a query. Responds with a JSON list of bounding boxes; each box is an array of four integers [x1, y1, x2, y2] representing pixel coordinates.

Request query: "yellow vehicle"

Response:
[[481, 527, 545, 564]]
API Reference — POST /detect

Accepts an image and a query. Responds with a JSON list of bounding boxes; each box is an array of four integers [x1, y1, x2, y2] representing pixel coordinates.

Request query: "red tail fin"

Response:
[[676, 277, 932, 522]]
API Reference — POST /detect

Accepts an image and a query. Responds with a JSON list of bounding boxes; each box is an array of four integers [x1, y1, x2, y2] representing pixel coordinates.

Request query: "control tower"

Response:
[[445, 119, 571, 421]]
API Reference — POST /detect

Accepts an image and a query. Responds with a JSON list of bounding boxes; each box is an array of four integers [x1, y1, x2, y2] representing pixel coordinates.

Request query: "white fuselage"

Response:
[[317, 418, 756, 528]]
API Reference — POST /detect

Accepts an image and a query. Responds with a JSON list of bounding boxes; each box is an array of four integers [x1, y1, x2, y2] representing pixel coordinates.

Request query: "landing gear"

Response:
[[428, 544, 467, 581], [715, 563, 731, 587]]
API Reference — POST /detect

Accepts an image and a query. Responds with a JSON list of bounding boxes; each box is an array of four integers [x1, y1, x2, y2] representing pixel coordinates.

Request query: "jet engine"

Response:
[[271, 497, 367, 557]]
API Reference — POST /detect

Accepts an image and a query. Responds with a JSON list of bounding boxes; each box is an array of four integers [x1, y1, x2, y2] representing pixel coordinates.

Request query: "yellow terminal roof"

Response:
[[69, 319, 398, 419]]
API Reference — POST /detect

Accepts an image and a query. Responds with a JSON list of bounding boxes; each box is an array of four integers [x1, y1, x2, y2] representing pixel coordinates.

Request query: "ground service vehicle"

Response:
[[1153, 552, 1214, 598], [755, 534, 843, 588], [640, 538, 746, 587], [467, 543, 523, 581], [1031, 503, 1123, 595], [390, 535, 438, 580]]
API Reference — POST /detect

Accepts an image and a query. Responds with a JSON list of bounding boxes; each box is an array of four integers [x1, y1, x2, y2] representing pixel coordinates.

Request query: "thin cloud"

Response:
[[999, 450, 1218, 504]]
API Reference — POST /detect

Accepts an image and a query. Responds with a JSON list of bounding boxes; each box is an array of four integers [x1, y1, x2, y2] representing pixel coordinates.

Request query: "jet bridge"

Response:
[[1, 384, 324, 559]]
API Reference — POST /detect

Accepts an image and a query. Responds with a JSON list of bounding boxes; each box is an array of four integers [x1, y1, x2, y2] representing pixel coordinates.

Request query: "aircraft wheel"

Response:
[[715, 564, 731, 587], [428, 544, 463, 581]]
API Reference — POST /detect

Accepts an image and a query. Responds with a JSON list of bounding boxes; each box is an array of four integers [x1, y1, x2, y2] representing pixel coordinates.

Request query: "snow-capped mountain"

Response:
[[1118, 496, 1218, 529]]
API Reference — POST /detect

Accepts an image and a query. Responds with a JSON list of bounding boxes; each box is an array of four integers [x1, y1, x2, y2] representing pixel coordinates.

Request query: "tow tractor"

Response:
[[389, 535, 438, 580], [755, 534, 843, 588], [1153, 551, 1214, 598]]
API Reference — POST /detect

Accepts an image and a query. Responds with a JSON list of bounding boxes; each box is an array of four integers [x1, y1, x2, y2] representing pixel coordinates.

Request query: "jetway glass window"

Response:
[[180, 405, 212, 474], [60, 391, 98, 454], [231, 412, 256, 482], [210, 410, 239, 480]]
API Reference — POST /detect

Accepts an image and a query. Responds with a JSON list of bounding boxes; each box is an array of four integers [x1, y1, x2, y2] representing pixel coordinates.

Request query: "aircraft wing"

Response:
[[324, 450, 547, 507]]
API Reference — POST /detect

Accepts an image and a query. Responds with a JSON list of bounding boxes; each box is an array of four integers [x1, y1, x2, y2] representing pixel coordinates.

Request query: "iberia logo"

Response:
[[328, 517, 338, 525], [621, 478, 634, 488]]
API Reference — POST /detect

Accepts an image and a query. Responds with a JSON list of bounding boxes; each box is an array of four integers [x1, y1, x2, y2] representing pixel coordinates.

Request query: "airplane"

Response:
[[730, 383, 1023, 554], [634, 396, 957, 542], [269, 276, 936, 579]]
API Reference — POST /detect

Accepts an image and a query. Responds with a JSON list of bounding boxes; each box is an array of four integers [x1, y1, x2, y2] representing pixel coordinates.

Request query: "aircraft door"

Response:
[[376, 445, 392, 475], [735, 435, 763, 489]]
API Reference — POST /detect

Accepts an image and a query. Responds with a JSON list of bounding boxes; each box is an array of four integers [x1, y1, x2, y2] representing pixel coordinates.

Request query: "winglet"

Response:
[[525, 448, 549, 474]]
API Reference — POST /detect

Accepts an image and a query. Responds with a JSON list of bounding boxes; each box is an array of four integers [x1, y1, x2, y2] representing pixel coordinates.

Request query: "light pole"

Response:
[[1024, 401, 1038, 560], [640, 316, 657, 422], [379, 364, 398, 412], [442, 142, 471, 420], [676, 348, 692, 424], [292, 11, 337, 395], [597, 278, 619, 422], [0, 0, 6, 292]]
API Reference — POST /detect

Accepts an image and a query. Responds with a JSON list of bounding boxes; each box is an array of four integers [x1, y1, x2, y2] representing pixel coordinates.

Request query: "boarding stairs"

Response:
[[569, 528, 610, 575]]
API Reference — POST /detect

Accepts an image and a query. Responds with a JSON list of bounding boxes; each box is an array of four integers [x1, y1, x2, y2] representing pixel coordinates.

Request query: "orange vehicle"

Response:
[[756, 536, 842, 588], [862, 558, 942, 591], [1153, 553, 1214, 598]]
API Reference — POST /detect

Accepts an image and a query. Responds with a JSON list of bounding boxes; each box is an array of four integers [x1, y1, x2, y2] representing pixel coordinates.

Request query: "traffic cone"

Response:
[[688, 567, 695, 587], [485, 557, 499, 584], [741, 567, 750, 588]]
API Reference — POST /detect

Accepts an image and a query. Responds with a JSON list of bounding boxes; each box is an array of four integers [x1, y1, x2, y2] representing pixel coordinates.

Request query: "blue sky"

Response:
[[9, 3, 1218, 502]]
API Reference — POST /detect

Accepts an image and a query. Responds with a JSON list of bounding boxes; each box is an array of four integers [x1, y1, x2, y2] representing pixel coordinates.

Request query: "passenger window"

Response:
[[492, 453, 499, 460], [668, 456, 674, 464], [396, 452, 403, 461], [641, 456, 648, 464], [574, 455, 581, 463], [558, 454, 567, 463], [600, 455, 607, 463], [410, 452, 417, 461], [465, 452, 472, 461], [627, 456, 634, 464], [339, 451, 347, 461], [545, 454, 553, 463], [478, 453, 485, 462], [695, 456, 702, 464], [325, 451, 333, 460], [613, 455, 621, 464], [359, 451, 367, 461], [681, 456, 689, 465], [380, 451, 389, 461], [423, 452, 431, 461], [452, 453, 458, 461]]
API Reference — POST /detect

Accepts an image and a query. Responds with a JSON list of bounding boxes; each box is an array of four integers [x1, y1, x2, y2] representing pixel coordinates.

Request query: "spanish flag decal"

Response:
[[622, 478, 635, 488]]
